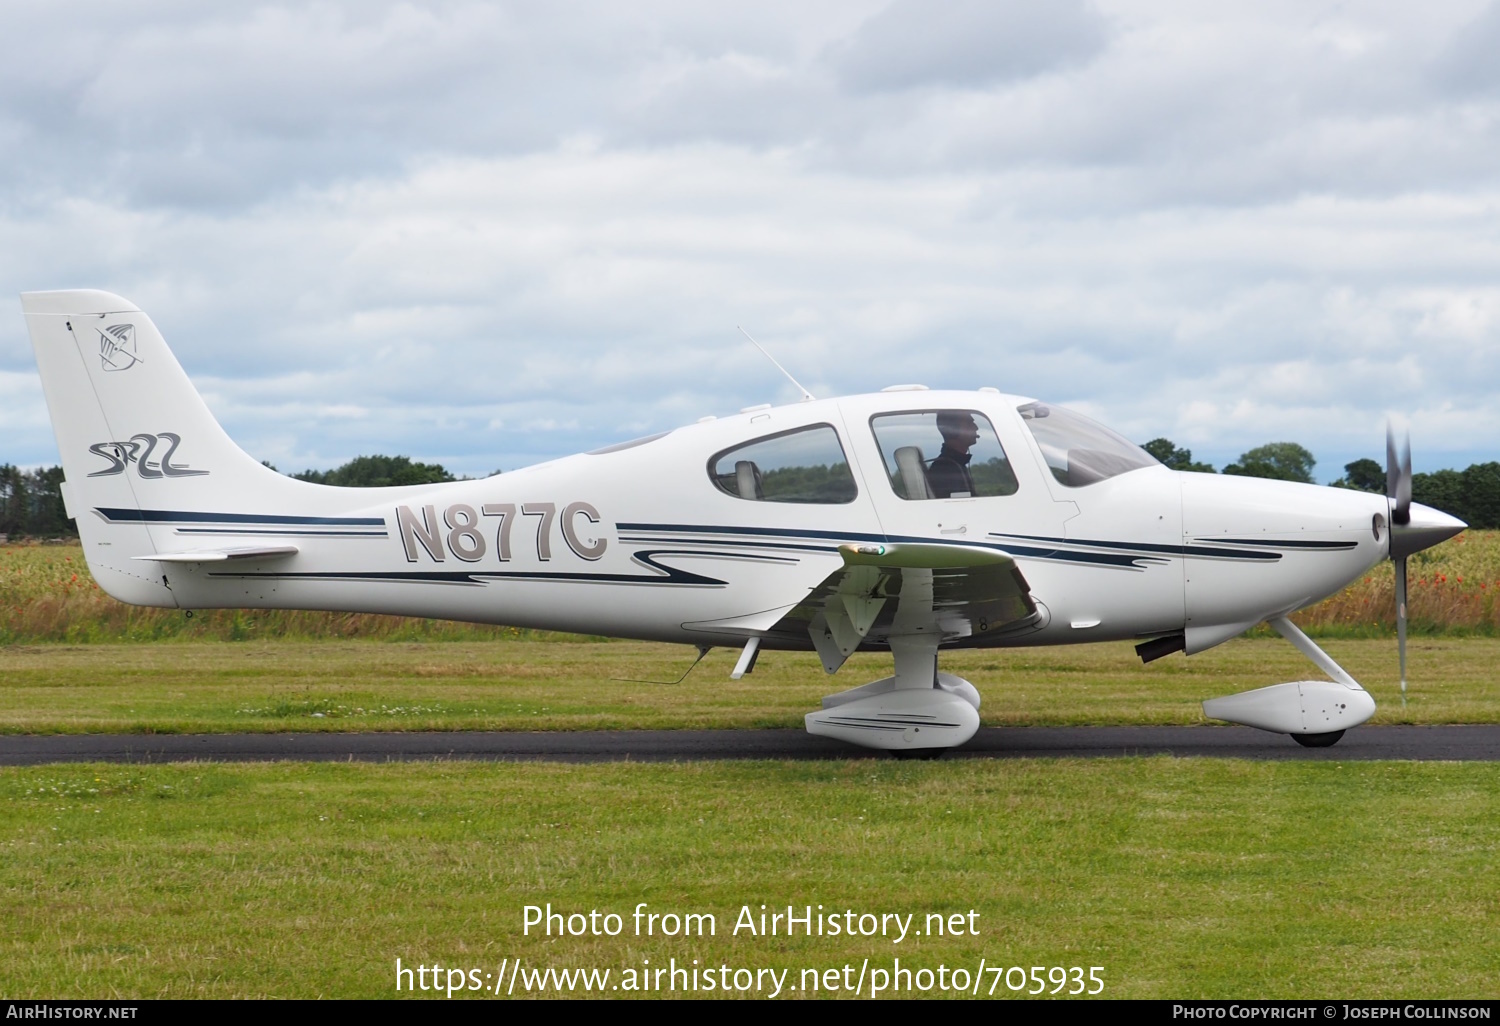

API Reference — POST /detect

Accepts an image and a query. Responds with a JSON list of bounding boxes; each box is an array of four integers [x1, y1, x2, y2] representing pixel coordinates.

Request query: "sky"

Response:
[[2, 0, 1499, 482]]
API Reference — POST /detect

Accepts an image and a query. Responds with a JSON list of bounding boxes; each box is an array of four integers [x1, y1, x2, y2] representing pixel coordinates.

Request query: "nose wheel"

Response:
[[1291, 730, 1344, 748], [1203, 619, 1375, 744]]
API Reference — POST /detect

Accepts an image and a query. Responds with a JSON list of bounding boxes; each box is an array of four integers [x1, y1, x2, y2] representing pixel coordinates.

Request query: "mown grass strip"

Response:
[[1, 758, 1495, 998], [1, 636, 1495, 734]]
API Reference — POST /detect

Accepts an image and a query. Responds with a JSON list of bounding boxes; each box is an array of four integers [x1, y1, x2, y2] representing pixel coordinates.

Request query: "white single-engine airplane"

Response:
[[22, 290, 1465, 755]]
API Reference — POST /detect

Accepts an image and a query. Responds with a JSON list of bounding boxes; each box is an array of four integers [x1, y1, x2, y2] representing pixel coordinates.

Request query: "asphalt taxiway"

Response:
[[1, 724, 1497, 765]]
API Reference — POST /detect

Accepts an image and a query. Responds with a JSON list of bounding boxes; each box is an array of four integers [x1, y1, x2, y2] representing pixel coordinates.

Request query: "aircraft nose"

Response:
[[1391, 502, 1466, 560]]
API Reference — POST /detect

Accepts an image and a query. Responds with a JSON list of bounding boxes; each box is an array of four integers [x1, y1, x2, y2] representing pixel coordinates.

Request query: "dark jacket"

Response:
[[927, 445, 975, 498]]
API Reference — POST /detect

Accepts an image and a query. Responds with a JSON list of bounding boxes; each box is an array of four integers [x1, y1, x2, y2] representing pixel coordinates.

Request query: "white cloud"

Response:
[[2, 1, 1499, 480], [829, 0, 1108, 93]]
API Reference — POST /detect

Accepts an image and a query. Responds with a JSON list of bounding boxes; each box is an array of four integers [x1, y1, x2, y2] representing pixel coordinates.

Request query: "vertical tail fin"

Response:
[[22, 289, 306, 604]]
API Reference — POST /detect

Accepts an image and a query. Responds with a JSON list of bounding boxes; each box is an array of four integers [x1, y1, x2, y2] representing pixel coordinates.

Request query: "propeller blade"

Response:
[[1386, 422, 1412, 526], [1395, 555, 1408, 706], [1386, 423, 1399, 502], [1397, 432, 1412, 526]]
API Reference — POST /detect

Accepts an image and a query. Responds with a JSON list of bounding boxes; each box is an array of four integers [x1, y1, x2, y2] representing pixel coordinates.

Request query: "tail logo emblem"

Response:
[[99, 324, 140, 372], [87, 432, 209, 479]]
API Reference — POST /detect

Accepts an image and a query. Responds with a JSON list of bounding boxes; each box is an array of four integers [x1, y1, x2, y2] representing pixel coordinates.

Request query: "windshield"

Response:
[[1017, 402, 1158, 487]]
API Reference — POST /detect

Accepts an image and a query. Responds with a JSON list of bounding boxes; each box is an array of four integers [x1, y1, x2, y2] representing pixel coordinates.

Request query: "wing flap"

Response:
[[770, 542, 1038, 673]]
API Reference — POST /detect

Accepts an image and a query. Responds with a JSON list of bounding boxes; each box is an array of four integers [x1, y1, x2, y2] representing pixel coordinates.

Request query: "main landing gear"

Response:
[[804, 637, 980, 757]]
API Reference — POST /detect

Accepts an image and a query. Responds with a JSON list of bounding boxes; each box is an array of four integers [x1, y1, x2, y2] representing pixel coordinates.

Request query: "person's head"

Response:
[[936, 411, 979, 451]]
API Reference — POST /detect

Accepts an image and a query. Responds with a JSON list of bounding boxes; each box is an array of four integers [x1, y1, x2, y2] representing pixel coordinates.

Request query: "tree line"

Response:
[[0, 455, 463, 541], [281, 454, 461, 488], [1143, 439, 1500, 529], [5, 443, 1499, 540], [0, 465, 71, 540]]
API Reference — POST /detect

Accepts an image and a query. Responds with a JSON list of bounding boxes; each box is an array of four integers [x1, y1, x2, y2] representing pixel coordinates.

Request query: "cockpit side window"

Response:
[[869, 410, 1019, 500], [1017, 401, 1159, 487], [708, 424, 858, 504]]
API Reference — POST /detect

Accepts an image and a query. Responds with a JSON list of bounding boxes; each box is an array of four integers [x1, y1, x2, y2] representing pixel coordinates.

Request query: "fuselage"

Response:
[[116, 387, 1393, 651]]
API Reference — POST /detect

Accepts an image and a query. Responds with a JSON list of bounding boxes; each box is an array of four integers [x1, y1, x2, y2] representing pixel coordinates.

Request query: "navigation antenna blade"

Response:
[[738, 326, 815, 402]]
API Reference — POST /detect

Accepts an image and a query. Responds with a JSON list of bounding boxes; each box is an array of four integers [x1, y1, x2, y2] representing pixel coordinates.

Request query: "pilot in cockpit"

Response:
[[927, 411, 979, 498]]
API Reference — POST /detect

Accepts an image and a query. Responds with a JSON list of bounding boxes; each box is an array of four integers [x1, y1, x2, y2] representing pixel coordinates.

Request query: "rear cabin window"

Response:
[[870, 410, 1019, 500], [709, 424, 858, 504]]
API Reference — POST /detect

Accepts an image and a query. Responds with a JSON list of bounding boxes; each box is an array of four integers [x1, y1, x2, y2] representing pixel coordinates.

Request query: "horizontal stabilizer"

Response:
[[133, 545, 299, 563]]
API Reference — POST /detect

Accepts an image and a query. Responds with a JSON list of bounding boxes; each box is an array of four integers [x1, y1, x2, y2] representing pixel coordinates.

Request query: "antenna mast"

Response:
[[738, 326, 815, 402]]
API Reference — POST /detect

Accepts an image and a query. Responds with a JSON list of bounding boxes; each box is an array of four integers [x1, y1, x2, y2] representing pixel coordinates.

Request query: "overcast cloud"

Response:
[[2, 0, 1498, 479]]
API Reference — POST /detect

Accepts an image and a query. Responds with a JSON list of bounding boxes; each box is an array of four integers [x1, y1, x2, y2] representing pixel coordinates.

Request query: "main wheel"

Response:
[[1292, 730, 1345, 748]]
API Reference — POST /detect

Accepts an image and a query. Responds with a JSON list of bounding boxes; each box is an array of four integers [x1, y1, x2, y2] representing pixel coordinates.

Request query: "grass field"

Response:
[[0, 635, 1495, 734], [4, 541, 1496, 1001], [2, 758, 1495, 999]]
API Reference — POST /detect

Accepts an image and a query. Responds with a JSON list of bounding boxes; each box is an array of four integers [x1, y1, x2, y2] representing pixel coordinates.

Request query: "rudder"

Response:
[[22, 289, 304, 605]]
